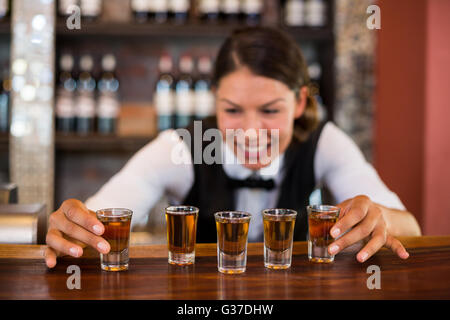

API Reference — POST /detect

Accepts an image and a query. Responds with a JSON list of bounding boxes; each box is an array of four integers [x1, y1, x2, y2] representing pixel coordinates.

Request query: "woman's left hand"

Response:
[[328, 195, 410, 262]]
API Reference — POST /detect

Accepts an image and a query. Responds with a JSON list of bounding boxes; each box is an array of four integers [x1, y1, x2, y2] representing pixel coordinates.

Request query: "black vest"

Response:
[[182, 117, 327, 243]]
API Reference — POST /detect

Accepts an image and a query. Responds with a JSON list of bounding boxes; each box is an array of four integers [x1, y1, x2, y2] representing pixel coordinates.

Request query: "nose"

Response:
[[240, 113, 266, 145], [242, 112, 263, 132]]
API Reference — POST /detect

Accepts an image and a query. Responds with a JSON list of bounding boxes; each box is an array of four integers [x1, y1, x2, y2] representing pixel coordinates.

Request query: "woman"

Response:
[[45, 27, 421, 268]]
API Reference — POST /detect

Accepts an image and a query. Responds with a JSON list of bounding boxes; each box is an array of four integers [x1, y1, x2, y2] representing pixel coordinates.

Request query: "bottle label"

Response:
[[305, 1, 326, 26], [97, 94, 120, 118], [199, 0, 219, 13], [59, 0, 79, 15], [194, 90, 215, 117], [131, 0, 149, 11], [80, 0, 102, 16], [175, 90, 193, 116], [242, 0, 262, 14], [285, 0, 305, 26], [56, 94, 75, 118], [153, 0, 168, 12], [221, 0, 240, 14], [169, 0, 190, 12], [76, 94, 96, 117], [155, 91, 174, 115]]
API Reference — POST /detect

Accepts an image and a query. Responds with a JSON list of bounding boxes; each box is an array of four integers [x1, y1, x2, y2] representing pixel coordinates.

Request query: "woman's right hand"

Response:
[[44, 199, 111, 268]]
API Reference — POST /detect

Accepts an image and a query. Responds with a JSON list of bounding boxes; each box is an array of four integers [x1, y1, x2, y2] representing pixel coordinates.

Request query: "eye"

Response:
[[224, 107, 241, 114], [261, 108, 280, 114]]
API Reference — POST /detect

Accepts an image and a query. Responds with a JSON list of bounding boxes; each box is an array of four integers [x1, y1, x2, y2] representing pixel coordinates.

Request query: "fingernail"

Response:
[[329, 245, 339, 255], [331, 228, 340, 238], [97, 241, 109, 252], [401, 251, 409, 259], [69, 247, 79, 257], [93, 224, 103, 235], [359, 252, 369, 262]]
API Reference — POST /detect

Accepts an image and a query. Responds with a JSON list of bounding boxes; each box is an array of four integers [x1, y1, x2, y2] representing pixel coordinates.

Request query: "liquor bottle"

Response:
[[285, 0, 305, 27], [220, 0, 241, 22], [131, 0, 150, 23], [0, 0, 9, 20], [169, 0, 190, 24], [75, 55, 96, 135], [55, 54, 77, 133], [194, 56, 215, 120], [241, 0, 263, 26], [97, 54, 120, 135], [153, 0, 169, 24], [198, 0, 220, 23], [0, 68, 11, 133], [80, 0, 102, 22], [154, 54, 175, 131], [175, 55, 194, 128], [58, 0, 79, 17], [305, 0, 326, 27]]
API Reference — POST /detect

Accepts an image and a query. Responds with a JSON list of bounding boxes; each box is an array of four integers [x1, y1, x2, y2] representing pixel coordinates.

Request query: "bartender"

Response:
[[45, 27, 421, 268]]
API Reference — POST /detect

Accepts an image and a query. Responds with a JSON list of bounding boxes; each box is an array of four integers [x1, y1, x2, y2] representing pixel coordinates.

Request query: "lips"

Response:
[[235, 142, 271, 159]]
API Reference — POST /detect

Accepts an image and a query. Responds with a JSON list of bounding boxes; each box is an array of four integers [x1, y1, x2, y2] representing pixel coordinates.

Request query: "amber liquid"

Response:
[[308, 213, 338, 247], [216, 220, 249, 255], [98, 216, 131, 252], [263, 217, 296, 251], [166, 212, 198, 254]]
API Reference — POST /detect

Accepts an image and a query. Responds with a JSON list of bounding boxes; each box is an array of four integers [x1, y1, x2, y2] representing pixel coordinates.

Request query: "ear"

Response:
[[294, 86, 308, 119]]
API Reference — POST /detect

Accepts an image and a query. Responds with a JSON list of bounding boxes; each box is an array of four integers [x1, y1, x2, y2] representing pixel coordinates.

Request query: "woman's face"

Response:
[[216, 67, 307, 171]]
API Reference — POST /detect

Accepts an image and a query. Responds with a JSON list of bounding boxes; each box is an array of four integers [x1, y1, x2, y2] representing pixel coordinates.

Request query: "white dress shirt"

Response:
[[85, 122, 406, 240]]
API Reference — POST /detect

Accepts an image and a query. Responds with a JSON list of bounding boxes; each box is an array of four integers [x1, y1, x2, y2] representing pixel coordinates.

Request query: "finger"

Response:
[[61, 200, 104, 236], [328, 206, 382, 255], [330, 195, 372, 238], [335, 198, 352, 217], [356, 224, 387, 263], [52, 215, 110, 254], [46, 228, 84, 258], [385, 235, 410, 259], [44, 247, 58, 268]]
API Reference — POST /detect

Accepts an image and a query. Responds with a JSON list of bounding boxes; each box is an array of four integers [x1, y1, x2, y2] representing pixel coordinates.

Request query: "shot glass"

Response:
[[165, 205, 199, 265], [96, 208, 133, 271], [307, 205, 340, 263], [262, 208, 297, 269], [215, 211, 251, 274]]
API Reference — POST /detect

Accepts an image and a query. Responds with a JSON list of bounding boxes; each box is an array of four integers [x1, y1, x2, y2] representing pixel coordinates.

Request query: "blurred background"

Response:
[[0, 0, 448, 245]]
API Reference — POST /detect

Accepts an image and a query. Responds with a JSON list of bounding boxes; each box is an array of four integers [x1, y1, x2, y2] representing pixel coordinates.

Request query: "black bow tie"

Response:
[[227, 176, 275, 190]]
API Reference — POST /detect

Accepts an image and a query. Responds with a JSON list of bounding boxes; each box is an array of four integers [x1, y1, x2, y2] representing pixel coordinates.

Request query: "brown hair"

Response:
[[212, 26, 319, 141]]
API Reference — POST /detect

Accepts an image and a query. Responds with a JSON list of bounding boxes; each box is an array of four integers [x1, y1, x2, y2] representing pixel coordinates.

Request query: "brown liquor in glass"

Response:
[[165, 206, 199, 265], [96, 208, 132, 271], [263, 209, 297, 269], [215, 211, 251, 274], [307, 205, 340, 263]]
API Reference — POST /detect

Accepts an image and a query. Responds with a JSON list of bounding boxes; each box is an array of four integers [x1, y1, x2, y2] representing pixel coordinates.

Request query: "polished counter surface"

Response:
[[0, 236, 449, 299]]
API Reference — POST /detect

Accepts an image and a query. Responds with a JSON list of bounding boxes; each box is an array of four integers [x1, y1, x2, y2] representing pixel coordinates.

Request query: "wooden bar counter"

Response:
[[0, 236, 449, 299]]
